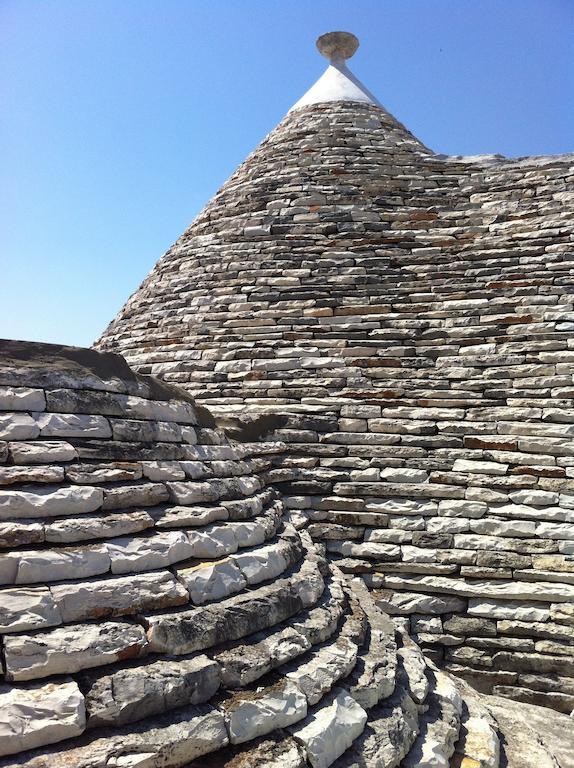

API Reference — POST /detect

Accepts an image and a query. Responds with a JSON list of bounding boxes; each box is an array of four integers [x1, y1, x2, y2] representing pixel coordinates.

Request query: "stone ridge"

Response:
[[96, 95, 574, 711], [0, 340, 572, 767]]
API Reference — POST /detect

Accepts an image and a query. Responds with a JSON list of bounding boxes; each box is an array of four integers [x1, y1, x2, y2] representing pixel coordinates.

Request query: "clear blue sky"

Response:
[[2, 0, 573, 348]]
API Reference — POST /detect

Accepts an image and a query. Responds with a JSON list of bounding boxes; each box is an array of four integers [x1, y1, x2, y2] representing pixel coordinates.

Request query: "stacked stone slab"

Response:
[[96, 33, 574, 711], [1, 340, 573, 767]]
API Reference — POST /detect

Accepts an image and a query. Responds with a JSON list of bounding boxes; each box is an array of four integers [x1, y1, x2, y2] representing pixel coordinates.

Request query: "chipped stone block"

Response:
[[8, 440, 77, 464], [188, 524, 239, 559], [286, 637, 358, 705], [0, 679, 85, 757], [177, 558, 247, 604], [106, 531, 194, 574], [0, 485, 103, 521], [82, 655, 219, 728], [0, 386, 46, 412], [15, 545, 111, 584], [102, 481, 169, 510], [44, 510, 155, 544], [0, 586, 62, 634], [3, 621, 148, 681], [290, 687, 367, 768], [50, 570, 188, 622], [224, 680, 308, 745], [34, 412, 112, 438], [216, 626, 311, 687], [0, 413, 40, 440], [0, 520, 44, 549], [0, 465, 65, 486]]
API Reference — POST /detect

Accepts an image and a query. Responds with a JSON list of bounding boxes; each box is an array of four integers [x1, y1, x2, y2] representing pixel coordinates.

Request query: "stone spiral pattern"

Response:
[[96, 100, 574, 711], [0, 341, 572, 767]]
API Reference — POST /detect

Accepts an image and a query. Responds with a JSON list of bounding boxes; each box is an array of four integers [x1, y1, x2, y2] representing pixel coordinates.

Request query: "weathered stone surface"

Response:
[[286, 636, 358, 705], [384, 574, 574, 602], [8, 440, 77, 464], [177, 558, 247, 604], [0, 387, 46, 412], [216, 625, 312, 688], [13, 546, 110, 584], [35, 412, 112, 438], [44, 509, 155, 543], [106, 531, 194, 573], [0, 679, 85, 757], [82, 655, 219, 728], [0, 587, 62, 633], [4, 621, 148, 681], [224, 681, 308, 745], [50, 570, 188, 622], [0, 414, 40, 441], [290, 688, 368, 768], [0, 485, 103, 520]]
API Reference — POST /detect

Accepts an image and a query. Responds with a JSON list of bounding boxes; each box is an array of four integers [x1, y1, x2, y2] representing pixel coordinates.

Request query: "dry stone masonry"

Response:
[[1, 30, 573, 768], [0, 339, 572, 766], [96, 32, 574, 716]]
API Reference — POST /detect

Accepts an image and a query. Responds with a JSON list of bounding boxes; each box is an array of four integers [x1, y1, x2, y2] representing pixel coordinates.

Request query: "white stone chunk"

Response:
[[34, 412, 112, 438], [470, 518, 536, 537], [15, 546, 111, 583], [8, 440, 77, 464], [0, 586, 62, 633], [509, 489, 559, 506], [177, 558, 246, 604], [493, 502, 572, 523], [384, 574, 574, 603], [286, 638, 357, 705], [0, 413, 40, 440], [230, 519, 268, 548], [536, 522, 574, 541], [233, 545, 288, 586], [167, 481, 220, 504], [187, 524, 238, 558], [461, 716, 500, 768], [0, 679, 85, 757], [178, 460, 210, 479], [50, 570, 187, 623], [227, 681, 307, 745], [380, 467, 429, 483], [153, 504, 228, 528], [121, 395, 198, 424], [452, 459, 508, 475], [0, 386, 46, 412], [0, 485, 103, 520], [467, 598, 550, 621], [141, 461, 186, 481], [438, 499, 487, 518], [290, 688, 367, 768], [366, 498, 438, 515], [3, 621, 148, 681], [106, 531, 194, 574], [402, 546, 438, 564]]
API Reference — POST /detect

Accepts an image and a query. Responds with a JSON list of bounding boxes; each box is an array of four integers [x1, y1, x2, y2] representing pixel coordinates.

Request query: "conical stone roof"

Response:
[[0, 340, 573, 767], [95, 33, 574, 716]]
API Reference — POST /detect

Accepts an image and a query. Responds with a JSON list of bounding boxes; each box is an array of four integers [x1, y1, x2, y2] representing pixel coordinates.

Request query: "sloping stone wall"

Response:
[[96, 101, 574, 710], [1, 341, 573, 767]]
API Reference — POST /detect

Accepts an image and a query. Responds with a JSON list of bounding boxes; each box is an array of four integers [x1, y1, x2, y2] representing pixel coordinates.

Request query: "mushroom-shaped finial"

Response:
[[316, 31, 359, 63]]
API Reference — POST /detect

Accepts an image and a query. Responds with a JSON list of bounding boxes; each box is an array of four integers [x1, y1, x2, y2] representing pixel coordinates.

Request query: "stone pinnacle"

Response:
[[316, 31, 359, 62]]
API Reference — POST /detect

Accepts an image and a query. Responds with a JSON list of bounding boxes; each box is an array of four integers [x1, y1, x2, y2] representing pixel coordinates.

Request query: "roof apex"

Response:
[[289, 31, 381, 112]]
